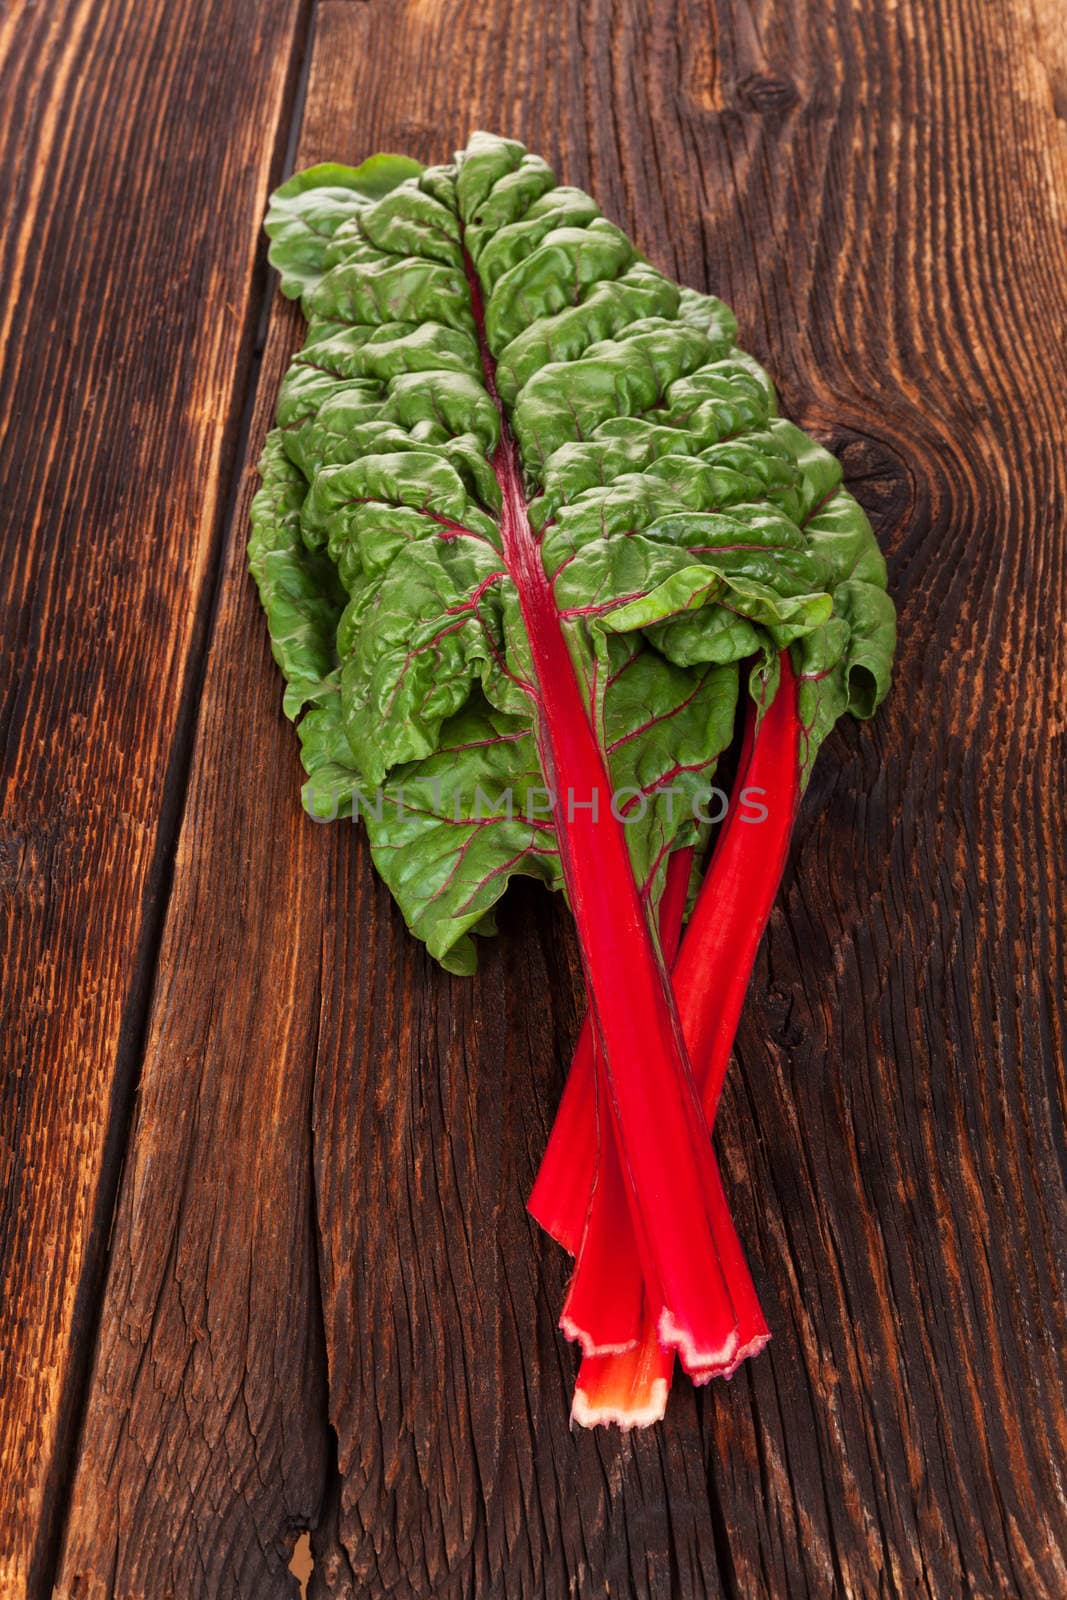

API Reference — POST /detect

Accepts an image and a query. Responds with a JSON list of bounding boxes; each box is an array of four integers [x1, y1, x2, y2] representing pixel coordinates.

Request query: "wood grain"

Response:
[[0, 0, 311, 1594], [50, 15, 390, 1599], [49, 0, 1067, 1595]]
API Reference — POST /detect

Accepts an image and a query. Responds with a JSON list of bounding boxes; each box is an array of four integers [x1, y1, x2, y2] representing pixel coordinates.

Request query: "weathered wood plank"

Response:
[[56, 0, 1067, 1595], [47, 68, 360, 1600], [0, 1, 309, 1594]]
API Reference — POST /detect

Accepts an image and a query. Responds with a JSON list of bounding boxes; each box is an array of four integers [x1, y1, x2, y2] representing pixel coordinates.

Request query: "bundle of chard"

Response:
[[249, 133, 896, 1428]]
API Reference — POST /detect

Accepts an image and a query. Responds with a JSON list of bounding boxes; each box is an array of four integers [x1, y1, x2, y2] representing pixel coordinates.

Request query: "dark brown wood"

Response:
[[49, 73, 348, 1600], [52, 298, 334, 1589], [0, 1, 309, 1594], [35, 0, 1067, 1594]]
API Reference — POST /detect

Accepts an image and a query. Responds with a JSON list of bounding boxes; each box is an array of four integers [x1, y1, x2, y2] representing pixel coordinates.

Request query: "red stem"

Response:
[[528, 848, 693, 1259], [674, 665, 799, 1120], [532, 655, 803, 1421], [557, 850, 693, 1355], [530, 657, 797, 1248]]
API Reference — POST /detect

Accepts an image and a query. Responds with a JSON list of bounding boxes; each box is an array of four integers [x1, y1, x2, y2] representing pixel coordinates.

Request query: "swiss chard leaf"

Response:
[[248, 434, 345, 718], [266, 156, 426, 299], [249, 132, 895, 966]]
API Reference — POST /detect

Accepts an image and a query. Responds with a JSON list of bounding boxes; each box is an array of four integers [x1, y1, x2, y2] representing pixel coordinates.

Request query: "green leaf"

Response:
[[791, 560, 897, 784], [361, 696, 564, 974], [248, 433, 346, 717], [337, 534, 508, 786], [600, 638, 738, 894], [250, 133, 896, 968], [266, 157, 425, 301], [298, 675, 363, 821]]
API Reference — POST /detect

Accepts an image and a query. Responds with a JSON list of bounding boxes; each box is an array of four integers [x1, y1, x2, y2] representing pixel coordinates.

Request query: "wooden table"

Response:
[[2, 1, 1065, 1595]]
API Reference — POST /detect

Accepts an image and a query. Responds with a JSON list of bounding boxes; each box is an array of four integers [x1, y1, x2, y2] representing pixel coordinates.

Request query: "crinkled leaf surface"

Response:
[[250, 132, 895, 968]]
